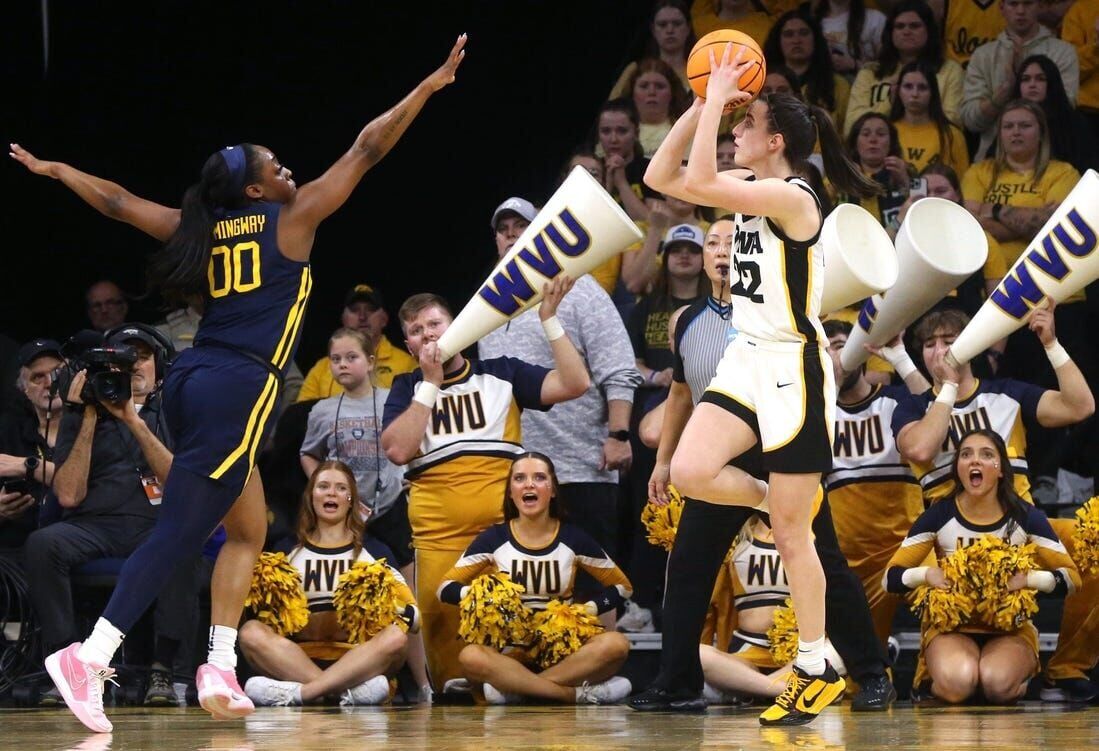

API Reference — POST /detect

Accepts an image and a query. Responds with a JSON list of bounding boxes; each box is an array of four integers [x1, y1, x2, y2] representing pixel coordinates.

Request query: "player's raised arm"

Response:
[[280, 34, 466, 243], [9, 143, 180, 241]]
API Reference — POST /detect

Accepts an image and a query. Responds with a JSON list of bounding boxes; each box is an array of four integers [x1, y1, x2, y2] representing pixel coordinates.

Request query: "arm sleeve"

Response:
[[567, 525, 633, 612], [883, 504, 947, 593], [1026, 508, 1082, 595], [890, 390, 932, 439], [998, 379, 1048, 432], [573, 279, 643, 403], [381, 373, 418, 430], [436, 528, 500, 604], [299, 402, 328, 459], [486, 357, 551, 411]]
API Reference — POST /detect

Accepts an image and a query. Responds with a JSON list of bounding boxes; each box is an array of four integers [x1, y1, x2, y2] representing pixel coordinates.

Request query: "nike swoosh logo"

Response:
[[776, 382, 792, 388], [65, 654, 87, 689], [795, 680, 838, 712]]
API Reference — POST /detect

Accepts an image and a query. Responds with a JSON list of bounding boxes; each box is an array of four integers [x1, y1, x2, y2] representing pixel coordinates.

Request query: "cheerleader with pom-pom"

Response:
[[240, 461, 419, 706], [884, 430, 1080, 704], [437, 452, 634, 705]]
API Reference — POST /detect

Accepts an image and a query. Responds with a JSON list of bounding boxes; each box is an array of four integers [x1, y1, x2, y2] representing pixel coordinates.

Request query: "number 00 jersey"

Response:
[[731, 176, 826, 345], [194, 201, 313, 374]]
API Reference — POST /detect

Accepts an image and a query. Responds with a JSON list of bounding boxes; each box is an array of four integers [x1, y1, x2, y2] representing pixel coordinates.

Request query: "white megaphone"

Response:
[[820, 203, 898, 315], [436, 167, 643, 360], [948, 169, 1099, 368], [840, 197, 988, 371]]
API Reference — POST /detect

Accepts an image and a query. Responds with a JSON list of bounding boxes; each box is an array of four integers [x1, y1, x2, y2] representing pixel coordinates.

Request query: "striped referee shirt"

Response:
[[672, 296, 738, 405]]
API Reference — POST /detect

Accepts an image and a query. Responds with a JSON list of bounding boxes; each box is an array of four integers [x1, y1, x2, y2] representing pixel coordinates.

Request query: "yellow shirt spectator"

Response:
[[1062, 0, 1099, 112], [895, 120, 970, 174], [944, 0, 1006, 66], [846, 60, 965, 134]]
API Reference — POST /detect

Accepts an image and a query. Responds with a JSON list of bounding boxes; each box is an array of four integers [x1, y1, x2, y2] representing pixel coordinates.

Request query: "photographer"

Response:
[[24, 326, 197, 707], [0, 339, 63, 553]]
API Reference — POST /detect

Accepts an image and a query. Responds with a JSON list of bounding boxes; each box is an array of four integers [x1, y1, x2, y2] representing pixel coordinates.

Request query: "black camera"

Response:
[[54, 331, 137, 406]]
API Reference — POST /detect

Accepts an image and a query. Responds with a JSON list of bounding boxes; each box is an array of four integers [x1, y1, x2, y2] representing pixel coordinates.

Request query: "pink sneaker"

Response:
[[196, 663, 254, 720], [44, 642, 116, 733]]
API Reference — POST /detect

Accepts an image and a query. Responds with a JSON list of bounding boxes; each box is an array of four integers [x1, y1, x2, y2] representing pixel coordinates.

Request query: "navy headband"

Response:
[[219, 145, 247, 194]]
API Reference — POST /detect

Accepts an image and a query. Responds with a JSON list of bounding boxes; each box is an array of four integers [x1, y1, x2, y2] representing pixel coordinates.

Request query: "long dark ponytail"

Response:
[[147, 143, 261, 304], [760, 92, 881, 199]]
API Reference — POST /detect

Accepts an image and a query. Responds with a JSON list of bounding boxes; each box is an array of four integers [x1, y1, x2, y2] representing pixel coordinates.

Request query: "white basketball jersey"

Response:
[[732, 176, 826, 345]]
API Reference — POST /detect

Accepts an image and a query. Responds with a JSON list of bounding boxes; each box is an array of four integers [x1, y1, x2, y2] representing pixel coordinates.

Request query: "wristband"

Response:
[[901, 566, 929, 588], [1045, 340, 1070, 369], [460, 586, 471, 600], [413, 381, 439, 408], [935, 381, 958, 407], [1025, 571, 1056, 593], [879, 344, 918, 379], [583, 601, 598, 616], [541, 315, 566, 342]]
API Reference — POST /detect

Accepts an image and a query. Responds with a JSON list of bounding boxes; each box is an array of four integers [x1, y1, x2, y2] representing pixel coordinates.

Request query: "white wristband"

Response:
[[1045, 340, 1070, 369], [542, 315, 566, 342], [901, 566, 929, 588], [413, 381, 439, 408], [935, 381, 958, 407], [879, 344, 918, 379], [1026, 570, 1056, 593]]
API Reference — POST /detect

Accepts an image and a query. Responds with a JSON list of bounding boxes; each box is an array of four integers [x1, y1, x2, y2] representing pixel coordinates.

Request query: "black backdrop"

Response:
[[1, 1, 650, 366]]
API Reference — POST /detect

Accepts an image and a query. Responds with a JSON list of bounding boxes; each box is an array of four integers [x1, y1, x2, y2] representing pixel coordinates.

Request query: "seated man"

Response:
[[24, 326, 197, 707]]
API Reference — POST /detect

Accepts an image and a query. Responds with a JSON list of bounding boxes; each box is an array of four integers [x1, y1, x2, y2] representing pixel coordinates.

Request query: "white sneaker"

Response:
[[575, 676, 632, 705], [442, 677, 472, 695], [243, 676, 302, 707], [616, 600, 654, 633], [340, 674, 390, 706], [483, 682, 523, 705]]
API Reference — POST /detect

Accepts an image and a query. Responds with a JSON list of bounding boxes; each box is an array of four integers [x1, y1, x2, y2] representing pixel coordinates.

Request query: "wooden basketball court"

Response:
[[5, 703, 1098, 751]]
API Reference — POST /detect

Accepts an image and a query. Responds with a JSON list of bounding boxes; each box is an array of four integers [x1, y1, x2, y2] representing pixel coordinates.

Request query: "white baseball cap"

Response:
[[663, 223, 705, 250], [491, 197, 537, 230]]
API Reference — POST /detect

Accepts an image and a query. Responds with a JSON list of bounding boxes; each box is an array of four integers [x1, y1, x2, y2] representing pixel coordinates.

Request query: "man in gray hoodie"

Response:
[[961, 0, 1079, 160], [479, 197, 642, 565]]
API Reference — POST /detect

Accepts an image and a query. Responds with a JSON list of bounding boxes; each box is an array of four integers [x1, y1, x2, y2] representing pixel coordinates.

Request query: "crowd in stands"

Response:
[[2, 0, 1098, 710]]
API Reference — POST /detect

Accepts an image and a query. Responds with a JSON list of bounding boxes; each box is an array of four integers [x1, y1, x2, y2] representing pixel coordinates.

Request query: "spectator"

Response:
[[961, 0, 1079, 161], [595, 99, 659, 221], [1060, 0, 1099, 131], [241, 461, 416, 707], [24, 325, 197, 707], [715, 132, 738, 171], [763, 8, 851, 129], [890, 61, 971, 175], [155, 297, 304, 405], [381, 286, 590, 690], [611, 1, 695, 97], [940, 0, 1007, 66], [0, 339, 64, 551], [623, 58, 692, 158], [438, 452, 633, 705], [479, 207, 642, 582], [1012, 54, 1099, 173], [961, 99, 1079, 270], [85, 280, 129, 333], [843, 112, 912, 233], [810, 0, 887, 77], [885, 429, 1080, 704], [622, 195, 712, 296], [298, 283, 416, 401], [692, 0, 776, 48], [761, 65, 799, 96], [846, 0, 965, 134]]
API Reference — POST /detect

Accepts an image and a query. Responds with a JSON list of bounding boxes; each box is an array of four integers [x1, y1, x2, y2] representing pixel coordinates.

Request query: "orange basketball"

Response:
[[687, 29, 766, 108]]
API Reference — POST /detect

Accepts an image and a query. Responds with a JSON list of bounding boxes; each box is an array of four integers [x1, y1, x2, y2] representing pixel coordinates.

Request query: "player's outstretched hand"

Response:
[[706, 44, 753, 110], [425, 34, 467, 92], [9, 143, 59, 178]]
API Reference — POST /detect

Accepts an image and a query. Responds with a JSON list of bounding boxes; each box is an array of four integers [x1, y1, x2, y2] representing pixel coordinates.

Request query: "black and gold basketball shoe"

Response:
[[759, 664, 845, 726]]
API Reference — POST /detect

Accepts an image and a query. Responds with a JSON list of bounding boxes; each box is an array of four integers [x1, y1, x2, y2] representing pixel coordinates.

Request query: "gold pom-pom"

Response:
[[767, 598, 799, 665], [529, 600, 604, 668], [458, 573, 533, 649], [641, 487, 684, 552], [245, 552, 310, 637], [1073, 496, 1099, 577], [333, 558, 412, 644]]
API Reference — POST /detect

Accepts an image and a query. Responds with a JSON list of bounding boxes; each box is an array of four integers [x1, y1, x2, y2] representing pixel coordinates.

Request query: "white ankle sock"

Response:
[[207, 625, 238, 670], [796, 634, 827, 676], [77, 618, 124, 668]]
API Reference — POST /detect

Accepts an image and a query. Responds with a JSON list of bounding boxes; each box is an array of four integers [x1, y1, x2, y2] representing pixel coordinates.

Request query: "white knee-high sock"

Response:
[[207, 625, 238, 671], [77, 618, 125, 667]]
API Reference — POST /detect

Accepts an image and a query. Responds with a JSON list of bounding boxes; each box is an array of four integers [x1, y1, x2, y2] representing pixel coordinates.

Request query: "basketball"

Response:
[[687, 29, 766, 107]]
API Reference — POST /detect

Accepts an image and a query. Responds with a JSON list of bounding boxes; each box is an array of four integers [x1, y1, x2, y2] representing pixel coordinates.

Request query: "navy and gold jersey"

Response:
[[288, 540, 415, 614], [731, 176, 826, 345], [437, 521, 632, 613], [383, 357, 551, 551], [890, 379, 1047, 503], [729, 532, 789, 613], [194, 201, 312, 375]]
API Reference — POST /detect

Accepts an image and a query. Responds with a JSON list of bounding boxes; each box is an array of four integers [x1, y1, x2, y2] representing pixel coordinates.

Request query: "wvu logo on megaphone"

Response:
[[991, 209, 1097, 320], [478, 208, 592, 316], [856, 296, 880, 333]]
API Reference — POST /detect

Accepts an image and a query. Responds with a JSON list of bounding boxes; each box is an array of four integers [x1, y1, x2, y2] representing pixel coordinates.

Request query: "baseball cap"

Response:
[[106, 326, 162, 355], [490, 197, 537, 231], [344, 283, 384, 310], [18, 338, 63, 367], [663, 224, 705, 251]]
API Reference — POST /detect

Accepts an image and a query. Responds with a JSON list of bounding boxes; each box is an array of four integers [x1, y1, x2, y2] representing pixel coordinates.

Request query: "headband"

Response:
[[219, 145, 247, 194]]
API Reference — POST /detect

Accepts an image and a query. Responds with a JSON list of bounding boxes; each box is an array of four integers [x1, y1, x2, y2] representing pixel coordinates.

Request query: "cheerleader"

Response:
[[241, 461, 418, 706], [437, 452, 633, 705], [884, 430, 1080, 704]]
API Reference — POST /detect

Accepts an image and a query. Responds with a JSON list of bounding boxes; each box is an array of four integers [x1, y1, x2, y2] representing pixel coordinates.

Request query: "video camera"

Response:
[[53, 331, 137, 406]]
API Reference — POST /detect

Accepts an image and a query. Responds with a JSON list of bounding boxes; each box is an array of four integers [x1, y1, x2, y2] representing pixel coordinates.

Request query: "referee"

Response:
[[629, 218, 896, 711]]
